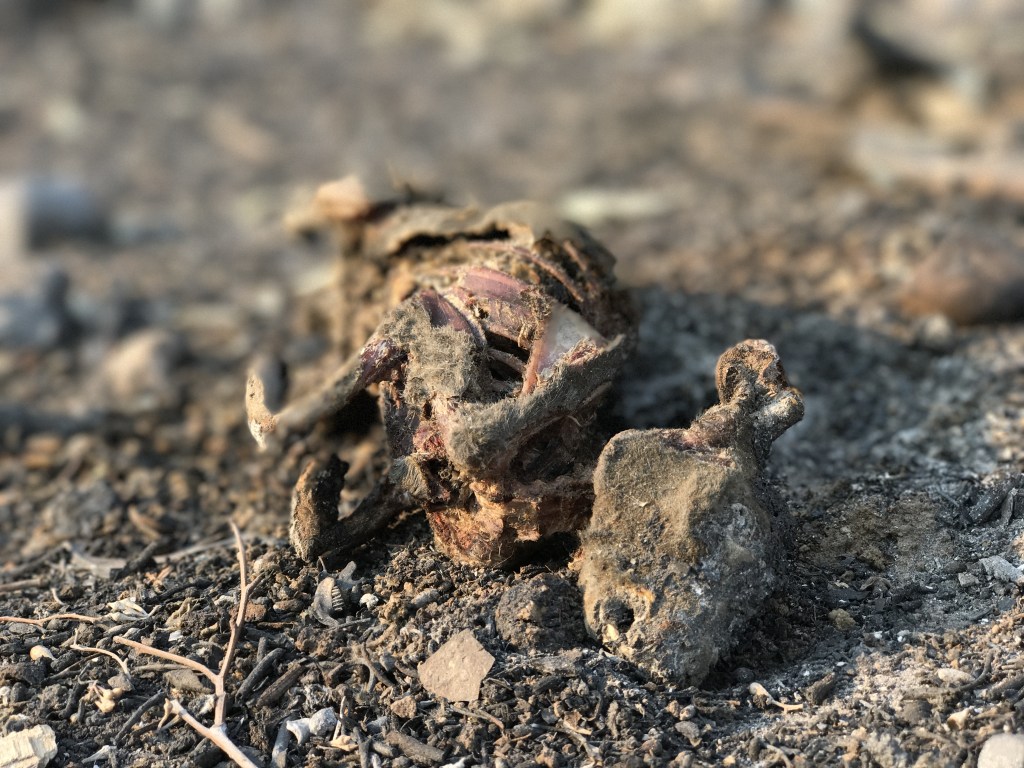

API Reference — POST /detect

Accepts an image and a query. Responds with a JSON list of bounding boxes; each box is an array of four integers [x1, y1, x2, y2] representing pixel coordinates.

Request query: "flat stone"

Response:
[[418, 630, 494, 703], [979, 556, 1024, 586]]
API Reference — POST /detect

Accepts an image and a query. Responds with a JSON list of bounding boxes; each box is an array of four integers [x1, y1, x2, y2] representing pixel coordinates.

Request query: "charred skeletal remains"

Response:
[[247, 178, 804, 569], [247, 178, 806, 684], [247, 177, 633, 566]]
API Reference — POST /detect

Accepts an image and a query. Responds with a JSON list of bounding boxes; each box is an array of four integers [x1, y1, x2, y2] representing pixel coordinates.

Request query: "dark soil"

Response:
[[2, 3, 1024, 767]]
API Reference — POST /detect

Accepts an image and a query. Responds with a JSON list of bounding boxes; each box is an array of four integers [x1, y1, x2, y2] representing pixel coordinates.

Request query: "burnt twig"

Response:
[[962, 474, 1024, 526], [115, 691, 166, 745], [255, 663, 305, 708], [236, 646, 285, 702]]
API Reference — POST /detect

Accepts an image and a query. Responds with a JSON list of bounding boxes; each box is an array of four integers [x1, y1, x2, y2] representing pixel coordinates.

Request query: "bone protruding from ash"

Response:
[[245, 333, 401, 451], [577, 339, 803, 686], [289, 454, 416, 563]]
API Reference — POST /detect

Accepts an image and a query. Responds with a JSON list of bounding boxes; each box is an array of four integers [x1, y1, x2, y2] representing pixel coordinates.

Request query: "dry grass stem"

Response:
[[215, 522, 250, 725], [114, 522, 250, 726], [108, 523, 256, 764], [0, 578, 46, 594], [166, 699, 260, 768], [69, 643, 131, 676], [112, 636, 217, 685], [450, 705, 505, 731]]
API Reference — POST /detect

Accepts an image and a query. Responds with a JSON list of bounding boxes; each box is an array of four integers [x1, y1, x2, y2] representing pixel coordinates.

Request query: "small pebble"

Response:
[[674, 720, 701, 746], [0, 266, 71, 350], [25, 177, 108, 247], [164, 669, 209, 694], [936, 667, 973, 686], [0, 176, 108, 259], [978, 733, 1024, 768], [946, 708, 970, 730], [389, 695, 418, 719]]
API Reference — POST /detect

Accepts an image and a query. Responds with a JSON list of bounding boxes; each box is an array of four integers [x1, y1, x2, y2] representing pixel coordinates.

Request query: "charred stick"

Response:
[[236, 646, 285, 702], [384, 731, 444, 765], [115, 691, 166, 745], [255, 663, 305, 708]]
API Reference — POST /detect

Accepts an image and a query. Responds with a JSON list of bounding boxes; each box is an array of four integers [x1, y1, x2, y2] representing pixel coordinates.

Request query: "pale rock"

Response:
[[418, 630, 494, 702]]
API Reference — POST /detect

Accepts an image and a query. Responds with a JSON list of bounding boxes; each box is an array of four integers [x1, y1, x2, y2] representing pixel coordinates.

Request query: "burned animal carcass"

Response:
[[247, 177, 633, 566], [247, 178, 806, 685]]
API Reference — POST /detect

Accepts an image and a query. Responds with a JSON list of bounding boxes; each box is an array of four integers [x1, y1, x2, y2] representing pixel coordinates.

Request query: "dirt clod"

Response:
[[495, 573, 587, 653], [805, 671, 839, 706]]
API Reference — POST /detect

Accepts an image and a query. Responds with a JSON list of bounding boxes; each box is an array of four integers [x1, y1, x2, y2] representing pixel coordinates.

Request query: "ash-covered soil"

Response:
[[2, 3, 1024, 767]]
